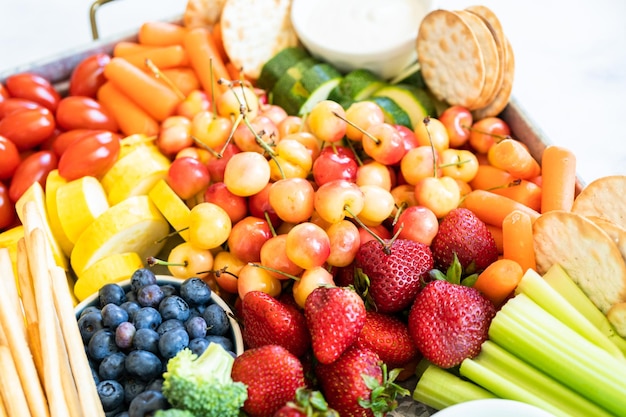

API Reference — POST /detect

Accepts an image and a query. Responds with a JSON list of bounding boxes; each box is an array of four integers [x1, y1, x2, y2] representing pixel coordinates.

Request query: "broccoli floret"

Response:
[[162, 342, 247, 417], [154, 409, 195, 417]]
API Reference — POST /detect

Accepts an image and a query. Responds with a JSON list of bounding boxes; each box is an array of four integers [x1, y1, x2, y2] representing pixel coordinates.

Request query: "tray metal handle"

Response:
[[89, 0, 119, 40]]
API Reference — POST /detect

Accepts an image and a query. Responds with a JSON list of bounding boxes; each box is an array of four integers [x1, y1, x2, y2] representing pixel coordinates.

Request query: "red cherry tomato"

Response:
[[9, 150, 58, 203], [58, 130, 121, 180], [56, 96, 119, 132], [0, 135, 21, 180], [51, 128, 101, 157], [0, 97, 43, 119], [0, 84, 9, 104], [0, 180, 16, 230], [69, 53, 111, 98], [0, 107, 56, 151], [5, 73, 61, 112]]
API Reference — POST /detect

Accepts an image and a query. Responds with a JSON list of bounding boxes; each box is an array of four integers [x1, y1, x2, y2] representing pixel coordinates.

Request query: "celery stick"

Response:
[[413, 360, 495, 410], [461, 341, 615, 417], [515, 268, 624, 359], [490, 294, 626, 416], [543, 263, 626, 355]]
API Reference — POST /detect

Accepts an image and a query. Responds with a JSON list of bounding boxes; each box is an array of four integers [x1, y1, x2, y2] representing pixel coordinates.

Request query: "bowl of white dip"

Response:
[[291, 0, 436, 80]]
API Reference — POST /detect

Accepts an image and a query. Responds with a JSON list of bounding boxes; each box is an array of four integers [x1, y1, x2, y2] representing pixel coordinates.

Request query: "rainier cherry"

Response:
[[307, 100, 347, 143], [167, 156, 210, 200], [438, 105, 473, 148], [285, 222, 331, 270]]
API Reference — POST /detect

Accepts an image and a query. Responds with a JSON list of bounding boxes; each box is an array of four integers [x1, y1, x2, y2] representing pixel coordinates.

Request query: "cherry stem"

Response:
[[207, 266, 238, 279], [343, 205, 402, 255], [391, 202, 408, 227], [486, 179, 522, 192], [343, 136, 363, 166], [332, 111, 380, 145], [438, 158, 473, 169], [422, 116, 439, 178], [190, 134, 222, 158], [145, 59, 186, 101], [146, 256, 187, 268], [264, 212, 277, 237], [155, 227, 189, 244], [248, 262, 300, 281], [462, 124, 512, 143]]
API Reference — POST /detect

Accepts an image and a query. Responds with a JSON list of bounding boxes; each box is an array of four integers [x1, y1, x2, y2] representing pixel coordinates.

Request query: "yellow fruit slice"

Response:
[[0, 225, 24, 280], [44, 170, 74, 257], [70, 195, 169, 277], [148, 179, 191, 241], [101, 144, 171, 206], [74, 252, 144, 301], [15, 182, 69, 270], [56, 176, 110, 244]]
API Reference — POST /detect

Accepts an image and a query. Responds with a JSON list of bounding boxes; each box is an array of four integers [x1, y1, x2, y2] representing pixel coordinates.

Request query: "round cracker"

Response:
[[417, 9, 486, 108], [533, 211, 626, 314], [220, 0, 298, 80], [571, 175, 626, 230], [472, 36, 515, 119], [454, 10, 500, 110], [183, 0, 226, 29], [586, 215, 626, 264]]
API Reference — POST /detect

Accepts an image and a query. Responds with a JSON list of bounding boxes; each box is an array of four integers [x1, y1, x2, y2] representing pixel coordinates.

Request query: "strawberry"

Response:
[[430, 207, 498, 274], [273, 388, 339, 417], [355, 238, 434, 313], [231, 344, 306, 417], [241, 291, 311, 357], [315, 346, 409, 417], [407, 279, 496, 369], [304, 286, 366, 364], [354, 311, 419, 370]]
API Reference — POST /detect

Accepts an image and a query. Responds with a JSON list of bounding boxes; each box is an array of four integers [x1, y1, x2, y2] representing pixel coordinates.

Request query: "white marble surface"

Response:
[[0, 0, 624, 183]]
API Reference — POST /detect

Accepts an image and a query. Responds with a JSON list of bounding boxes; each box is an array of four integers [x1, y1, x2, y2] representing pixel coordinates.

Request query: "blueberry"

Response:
[[113, 413, 129, 417], [78, 310, 104, 344], [130, 268, 157, 293], [156, 319, 184, 336], [145, 378, 164, 393], [205, 335, 234, 352], [188, 337, 210, 356], [125, 350, 163, 381], [88, 329, 119, 362], [158, 328, 189, 359], [120, 301, 141, 321], [132, 307, 162, 331], [80, 305, 102, 318], [91, 363, 101, 385], [187, 305, 206, 320], [132, 328, 160, 354], [180, 278, 212, 306], [203, 303, 230, 336], [97, 380, 125, 412], [185, 316, 207, 339], [137, 284, 165, 308], [124, 377, 148, 405], [99, 352, 127, 381], [102, 303, 129, 330], [128, 390, 168, 417], [158, 295, 190, 322], [115, 321, 136, 349], [159, 284, 177, 298], [99, 283, 127, 307], [125, 291, 137, 303]]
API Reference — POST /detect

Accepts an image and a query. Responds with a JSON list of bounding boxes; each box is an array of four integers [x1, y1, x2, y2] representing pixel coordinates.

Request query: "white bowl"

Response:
[[74, 275, 244, 356], [290, 0, 437, 80], [433, 399, 558, 417]]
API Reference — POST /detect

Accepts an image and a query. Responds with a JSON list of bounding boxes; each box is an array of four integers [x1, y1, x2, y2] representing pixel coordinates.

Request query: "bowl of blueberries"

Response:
[[74, 268, 243, 417]]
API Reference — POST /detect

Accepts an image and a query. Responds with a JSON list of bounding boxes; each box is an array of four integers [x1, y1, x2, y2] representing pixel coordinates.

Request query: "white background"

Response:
[[0, 0, 624, 184]]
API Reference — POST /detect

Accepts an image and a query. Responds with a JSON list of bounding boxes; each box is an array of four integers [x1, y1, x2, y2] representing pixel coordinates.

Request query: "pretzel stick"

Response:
[[0, 345, 32, 416], [53, 309, 83, 417], [0, 249, 24, 335], [50, 265, 106, 417], [0, 389, 8, 417], [27, 227, 69, 417]]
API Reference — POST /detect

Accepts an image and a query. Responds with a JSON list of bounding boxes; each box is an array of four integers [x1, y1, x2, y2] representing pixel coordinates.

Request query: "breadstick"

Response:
[[53, 309, 83, 417], [0, 345, 32, 417], [0, 248, 26, 336], [50, 265, 106, 417], [0, 391, 8, 417]]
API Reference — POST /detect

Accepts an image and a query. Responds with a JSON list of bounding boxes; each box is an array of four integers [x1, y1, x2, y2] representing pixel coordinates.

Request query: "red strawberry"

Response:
[[304, 286, 366, 364], [354, 311, 419, 370], [273, 388, 339, 417], [355, 238, 434, 313], [232, 344, 306, 417], [430, 207, 498, 273], [315, 346, 409, 417], [407, 279, 496, 368], [241, 291, 311, 357]]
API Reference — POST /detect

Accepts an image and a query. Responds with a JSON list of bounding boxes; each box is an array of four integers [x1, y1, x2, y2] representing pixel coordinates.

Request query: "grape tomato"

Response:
[[58, 130, 121, 180], [0, 107, 56, 151], [0, 135, 21, 180], [55, 96, 119, 132], [69, 53, 111, 98], [8, 150, 58, 203], [0, 180, 16, 230], [0, 97, 43, 119], [4, 73, 61, 112]]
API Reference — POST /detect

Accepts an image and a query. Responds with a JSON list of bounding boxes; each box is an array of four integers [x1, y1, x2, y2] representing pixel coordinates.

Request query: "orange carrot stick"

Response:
[[540, 145, 577, 213], [103, 57, 182, 121], [474, 258, 524, 307], [122, 45, 190, 70], [183, 27, 230, 95], [486, 224, 503, 254], [469, 164, 542, 212], [138, 21, 187, 46], [211, 21, 229, 63], [493, 180, 542, 213], [461, 189, 540, 227], [160, 68, 201, 96], [502, 210, 536, 272], [487, 138, 541, 179], [113, 41, 159, 57], [469, 164, 515, 191], [97, 82, 160, 137]]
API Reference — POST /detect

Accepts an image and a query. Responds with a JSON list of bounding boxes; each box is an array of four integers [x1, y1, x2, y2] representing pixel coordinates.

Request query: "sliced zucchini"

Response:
[[328, 69, 385, 108], [298, 63, 343, 115], [366, 96, 413, 129], [271, 57, 319, 114], [372, 84, 436, 129], [257, 46, 311, 91]]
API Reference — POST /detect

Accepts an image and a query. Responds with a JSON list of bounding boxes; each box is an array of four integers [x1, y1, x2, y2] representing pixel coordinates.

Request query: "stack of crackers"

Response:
[[416, 6, 514, 119]]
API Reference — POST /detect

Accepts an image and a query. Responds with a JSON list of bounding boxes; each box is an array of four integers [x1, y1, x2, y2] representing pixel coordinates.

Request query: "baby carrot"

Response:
[[540, 145, 577, 213], [502, 210, 536, 272], [122, 45, 190, 70], [487, 138, 541, 179], [461, 189, 540, 227], [183, 27, 230, 95], [469, 165, 541, 211], [97, 82, 160, 137], [138, 21, 187, 46], [103, 57, 182, 121], [474, 258, 524, 307], [113, 41, 158, 57], [210, 21, 229, 63], [469, 164, 515, 191], [493, 180, 542, 212], [160, 68, 201, 96], [486, 224, 504, 254]]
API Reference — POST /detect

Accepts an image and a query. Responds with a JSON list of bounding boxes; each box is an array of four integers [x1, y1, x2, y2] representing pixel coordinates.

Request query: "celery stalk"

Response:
[[413, 360, 495, 410], [515, 268, 624, 359], [490, 294, 626, 416], [460, 341, 615, 417], [542, 263, 626, 355]]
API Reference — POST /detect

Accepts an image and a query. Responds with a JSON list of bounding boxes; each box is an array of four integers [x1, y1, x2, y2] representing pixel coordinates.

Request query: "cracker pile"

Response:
[[416, 6, 514, 118]]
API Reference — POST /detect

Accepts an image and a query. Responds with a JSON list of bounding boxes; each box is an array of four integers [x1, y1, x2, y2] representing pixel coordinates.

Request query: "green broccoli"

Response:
[[161, 342, 247, 417], [154, 409, 195, 417]]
